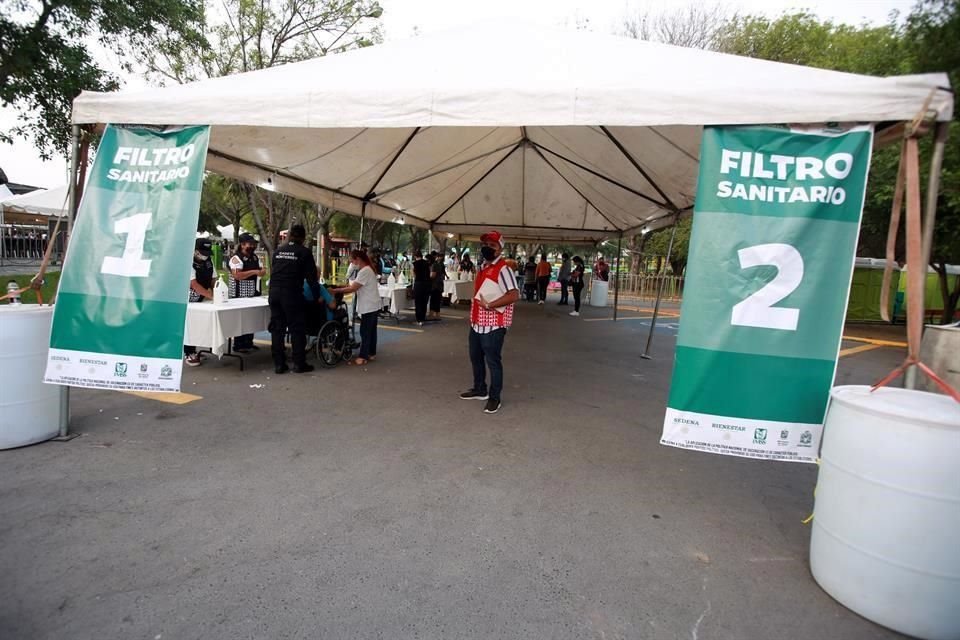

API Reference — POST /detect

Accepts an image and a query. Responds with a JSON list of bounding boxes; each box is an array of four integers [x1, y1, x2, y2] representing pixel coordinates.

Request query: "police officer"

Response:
[[185, 238, 215, 367], [269, 224, 318, 374], [229, 233, 265, 352]]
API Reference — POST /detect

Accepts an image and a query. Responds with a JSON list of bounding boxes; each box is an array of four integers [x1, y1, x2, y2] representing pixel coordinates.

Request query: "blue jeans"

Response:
[[359, 311, 378, 359], [469, 328, 506, 401]]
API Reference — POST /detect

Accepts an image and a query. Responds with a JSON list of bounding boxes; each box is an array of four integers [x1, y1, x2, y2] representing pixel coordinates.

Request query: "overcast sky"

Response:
[[1, 0, 915, 189]]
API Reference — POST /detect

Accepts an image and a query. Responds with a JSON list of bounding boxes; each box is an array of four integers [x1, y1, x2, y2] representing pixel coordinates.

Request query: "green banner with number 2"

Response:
[[661, 124, 873, 463], [45, 124, 210, 393]]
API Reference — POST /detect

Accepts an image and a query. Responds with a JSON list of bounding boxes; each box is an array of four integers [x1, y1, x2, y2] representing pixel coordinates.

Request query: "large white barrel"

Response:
[[0, 304, 61, 449], [590, 279, 609, 307], [810, 385, 960, 640]]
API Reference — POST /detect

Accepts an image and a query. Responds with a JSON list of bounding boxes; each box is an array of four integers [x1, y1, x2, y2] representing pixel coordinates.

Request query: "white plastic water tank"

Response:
[[0, 304, 61, 449], [590, 279, 609, 307], [810, 385, 960, 640]]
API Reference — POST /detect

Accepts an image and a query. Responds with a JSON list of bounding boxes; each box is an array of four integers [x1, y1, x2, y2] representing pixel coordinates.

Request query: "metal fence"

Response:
[[593, 273, 685, 305]]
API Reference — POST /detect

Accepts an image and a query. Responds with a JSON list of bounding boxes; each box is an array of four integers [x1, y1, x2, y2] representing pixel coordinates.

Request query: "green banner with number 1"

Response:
[[661, 124, 873, 463], [45, 124, 210, 393]]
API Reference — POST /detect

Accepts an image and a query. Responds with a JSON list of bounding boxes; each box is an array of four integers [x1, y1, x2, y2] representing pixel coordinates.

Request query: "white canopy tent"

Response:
[[0, 185, 68, 218], [70, 23, 953, 244]]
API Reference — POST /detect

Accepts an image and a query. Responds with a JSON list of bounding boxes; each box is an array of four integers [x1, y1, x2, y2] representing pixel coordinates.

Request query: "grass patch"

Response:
[[5, 271, 60, 304]]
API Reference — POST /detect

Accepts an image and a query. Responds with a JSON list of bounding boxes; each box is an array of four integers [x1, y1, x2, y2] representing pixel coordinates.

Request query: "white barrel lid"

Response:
[[831, 385, 960, 428]]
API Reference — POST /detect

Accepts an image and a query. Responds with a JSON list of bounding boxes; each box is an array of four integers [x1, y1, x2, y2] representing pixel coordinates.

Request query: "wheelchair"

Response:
[[306, 290, 354, 368]]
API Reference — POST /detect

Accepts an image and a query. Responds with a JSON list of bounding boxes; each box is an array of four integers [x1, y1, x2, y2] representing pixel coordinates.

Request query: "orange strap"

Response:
[[872, 134, 959, 403]]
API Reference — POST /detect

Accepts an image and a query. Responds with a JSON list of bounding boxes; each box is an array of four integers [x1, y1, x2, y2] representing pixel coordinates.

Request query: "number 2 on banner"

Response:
[[731, 243, 803, 331], [100, 212, 153, 278]]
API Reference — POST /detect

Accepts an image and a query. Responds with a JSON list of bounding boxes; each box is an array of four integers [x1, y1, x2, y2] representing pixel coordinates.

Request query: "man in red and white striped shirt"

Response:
[[460, 230, 520, 414]]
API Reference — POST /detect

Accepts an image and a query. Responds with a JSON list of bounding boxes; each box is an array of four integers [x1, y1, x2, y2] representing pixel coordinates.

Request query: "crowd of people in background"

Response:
[[186, 227, 609, 373]]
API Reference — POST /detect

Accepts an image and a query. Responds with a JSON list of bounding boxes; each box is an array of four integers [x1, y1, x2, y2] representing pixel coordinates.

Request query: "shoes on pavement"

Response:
[[484, 398, 502, 414], [184, 354, 202, 367], [538, 300, 544, 305], [569, 311, 580, 316], [292, 364, 315, 373], [275, 364, 290, 374], [460, 388, 489, 400]]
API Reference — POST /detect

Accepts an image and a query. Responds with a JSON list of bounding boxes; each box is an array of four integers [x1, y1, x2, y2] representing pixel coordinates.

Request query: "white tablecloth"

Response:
[[377, 284, 408, 315], [443, 279, 474, 303], [183, 297, 271, 356]]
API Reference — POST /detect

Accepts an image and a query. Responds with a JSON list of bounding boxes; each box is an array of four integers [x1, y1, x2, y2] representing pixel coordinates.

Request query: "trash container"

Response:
[[590, 279, 609, 307], [1, 304, 62, 449]]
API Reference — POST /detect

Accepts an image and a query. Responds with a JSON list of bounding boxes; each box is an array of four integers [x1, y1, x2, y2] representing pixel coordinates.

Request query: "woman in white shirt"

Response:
[[331, 249, 381, 365]]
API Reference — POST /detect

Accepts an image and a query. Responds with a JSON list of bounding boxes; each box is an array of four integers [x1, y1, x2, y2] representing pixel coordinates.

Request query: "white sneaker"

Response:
[[569, 311, 580, 316], [538, 300, 544, 305], [184, 353, 202, 367]]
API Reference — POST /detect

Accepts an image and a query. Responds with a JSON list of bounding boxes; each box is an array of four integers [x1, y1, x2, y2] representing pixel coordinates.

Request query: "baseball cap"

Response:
[[480, 230, 504, 247], [194, 238, 213, 255], [238, 233, 257, 244]]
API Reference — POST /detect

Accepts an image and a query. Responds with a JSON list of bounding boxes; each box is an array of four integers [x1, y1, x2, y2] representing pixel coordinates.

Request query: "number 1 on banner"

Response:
[[100, 212, 153, 278], [731, 243, 803, 331]]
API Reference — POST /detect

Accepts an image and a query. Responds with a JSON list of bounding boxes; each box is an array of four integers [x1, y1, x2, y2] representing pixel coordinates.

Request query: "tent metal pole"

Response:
[[57, 124, 82, 438], [359, 200, 367, 246], [906, 120, 950, 390], [641, 215, 678, 360], [613, 233, 622, 321]]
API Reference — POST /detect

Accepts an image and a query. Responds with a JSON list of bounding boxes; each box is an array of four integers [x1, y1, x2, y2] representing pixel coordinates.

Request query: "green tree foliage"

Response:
[[0, 0, 205, 158], [144, 0, 382, 257], [644, 217, 692, 275], [719, 1, 959, 322]]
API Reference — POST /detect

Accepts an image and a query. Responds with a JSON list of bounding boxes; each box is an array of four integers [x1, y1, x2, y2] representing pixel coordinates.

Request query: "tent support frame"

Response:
[[600, 126, 678, 212], [370, 141, 518, 201], [613, 233, 622, 321], [529, 144, 624, 233], [53, 124, 83, 440], [641, 213, 679, 360], [532, 141, 669, 209], [365, 127, 421, 199], [430, 144, 522, 223], [905, 119, 950, 389]]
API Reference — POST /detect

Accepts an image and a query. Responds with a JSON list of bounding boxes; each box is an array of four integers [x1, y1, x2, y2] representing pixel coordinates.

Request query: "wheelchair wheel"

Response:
[[316, 322, 347, 368]]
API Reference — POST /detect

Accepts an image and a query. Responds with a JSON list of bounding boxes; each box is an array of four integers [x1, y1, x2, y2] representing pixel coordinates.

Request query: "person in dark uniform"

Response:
[[412, 250, 431, 326], [185, 238, 215, 367], [229, 233, 265, 353], [269, 225, 318, 374], [429, 251, 445, 319]]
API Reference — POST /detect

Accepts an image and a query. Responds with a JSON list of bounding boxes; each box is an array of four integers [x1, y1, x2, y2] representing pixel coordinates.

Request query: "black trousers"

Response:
[[537, 276, 549, 301], [469, 328, 506, 401], [269, 291, 307, 368], [413, 281, 431, 322], [558, 279, 569, 303], [524, 282, 536, 301], [572, 281, 584, 312], [430, 288, 442, 313], [359, 311, 378, 359]]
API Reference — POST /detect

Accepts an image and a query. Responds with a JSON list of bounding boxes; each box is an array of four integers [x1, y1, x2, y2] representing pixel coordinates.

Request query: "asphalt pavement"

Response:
[[0, 295, 909, 640]]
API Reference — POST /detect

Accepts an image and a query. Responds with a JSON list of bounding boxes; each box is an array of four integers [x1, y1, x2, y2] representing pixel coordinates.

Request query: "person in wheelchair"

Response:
[[303, 278, 354, 367]]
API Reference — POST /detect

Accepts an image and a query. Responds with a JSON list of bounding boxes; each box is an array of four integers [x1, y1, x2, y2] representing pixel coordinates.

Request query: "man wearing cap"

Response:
[[184, 238, 215, 367], [460, 230, 519, 414], [229, 233, 266, 353], [269, 224, 318, 374]]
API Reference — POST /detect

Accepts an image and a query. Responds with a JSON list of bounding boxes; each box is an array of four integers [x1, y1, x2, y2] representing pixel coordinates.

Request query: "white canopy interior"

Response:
[[0, 185, 68, 218], [72, 23, 954, 242]]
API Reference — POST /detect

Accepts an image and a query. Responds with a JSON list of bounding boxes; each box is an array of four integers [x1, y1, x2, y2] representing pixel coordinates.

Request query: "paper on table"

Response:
[[474, 279, 505, 314]]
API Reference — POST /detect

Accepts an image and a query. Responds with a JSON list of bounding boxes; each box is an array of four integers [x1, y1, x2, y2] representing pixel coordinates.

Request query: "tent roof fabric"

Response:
[[72, 23, 954, 242], [0, 185, 68, 217]]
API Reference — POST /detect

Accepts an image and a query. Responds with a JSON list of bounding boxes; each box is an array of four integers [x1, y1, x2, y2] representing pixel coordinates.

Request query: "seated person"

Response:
[[303, 278, 338, 334]]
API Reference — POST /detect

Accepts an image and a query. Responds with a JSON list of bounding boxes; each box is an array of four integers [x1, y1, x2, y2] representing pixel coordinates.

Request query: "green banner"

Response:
[[661, 124, 873, 463], [45, 124, 210, 392]]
